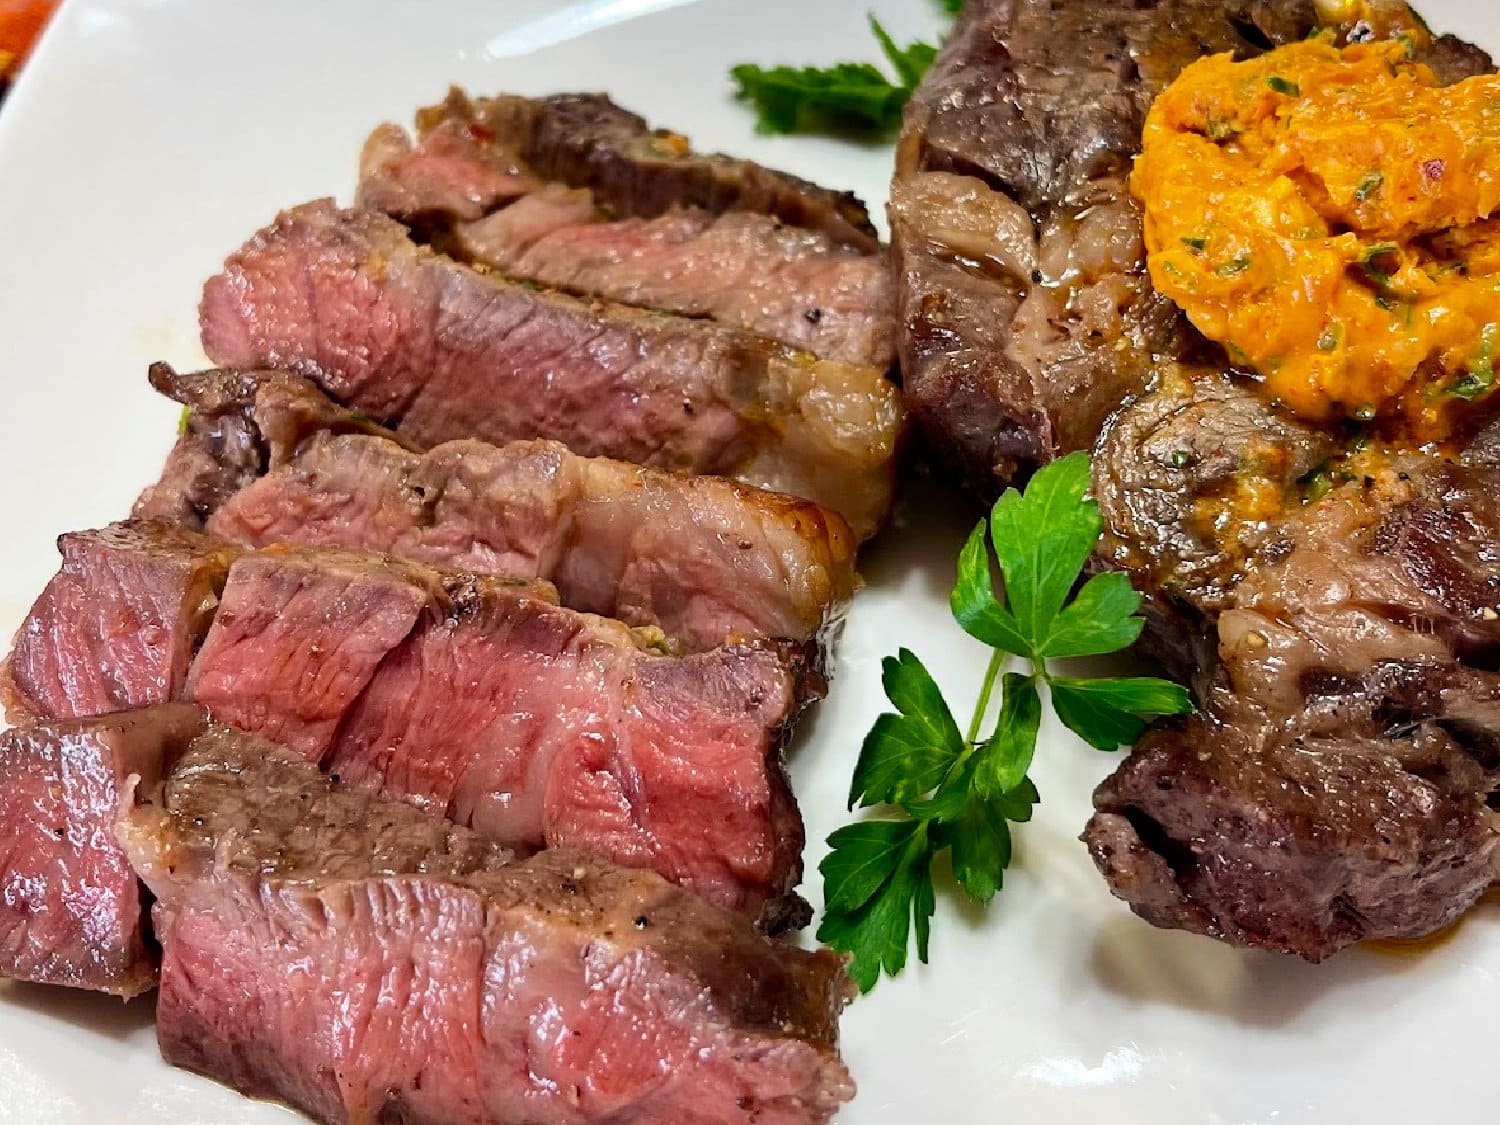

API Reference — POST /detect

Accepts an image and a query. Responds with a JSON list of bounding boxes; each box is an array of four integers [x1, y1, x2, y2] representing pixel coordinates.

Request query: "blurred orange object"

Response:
[[0, 0, 59, 82]]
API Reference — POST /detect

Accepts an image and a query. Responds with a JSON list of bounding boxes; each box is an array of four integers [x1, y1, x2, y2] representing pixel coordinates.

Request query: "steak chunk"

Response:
[[118, 727, 852, 1124], [142, 365, 858, 654], [199, 200, 902, 538], [3, 522, 237, 723], [0, 705, 204, 996], [1086, 664, 1500, 959], [426, 88, 877, 251], [211, 435, 855, 655], [14, 524, 812, 922], [185, 548, 449, 761]]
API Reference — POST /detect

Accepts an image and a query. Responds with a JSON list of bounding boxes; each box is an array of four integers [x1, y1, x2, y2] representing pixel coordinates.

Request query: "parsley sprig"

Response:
[[730, 3, 953, 136], [817, 452, 1194, 992]]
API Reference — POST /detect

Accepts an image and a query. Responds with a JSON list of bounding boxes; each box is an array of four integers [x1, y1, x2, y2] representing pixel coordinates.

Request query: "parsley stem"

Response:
[[966, 649, 1007, 745]]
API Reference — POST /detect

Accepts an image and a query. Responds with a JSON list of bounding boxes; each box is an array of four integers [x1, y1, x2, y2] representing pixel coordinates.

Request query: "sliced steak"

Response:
[[199, 199, 902, 538], [185, 548, 450, 761], [358, 105, 893, 369], [118, 729, 851, 1123], [141, 365, 859, 654], [14, 524, 812, 923], [210, 434, 855, 655], [448, 189, 895, 368], [426, 88, 877, 251], [2, 522, 238, 724], [0, 705, 204, 996]]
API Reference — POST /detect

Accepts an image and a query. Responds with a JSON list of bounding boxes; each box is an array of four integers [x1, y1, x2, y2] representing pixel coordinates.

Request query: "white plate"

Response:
[[1, 1, 1498, 1121]]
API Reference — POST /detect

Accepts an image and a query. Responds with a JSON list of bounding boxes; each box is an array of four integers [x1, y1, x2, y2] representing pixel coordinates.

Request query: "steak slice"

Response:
[[185, 548, 451, 762], [199, 199, 902, 538], [2, 522, 238, 724], [447, 189, 895, 368], [14, 524, 812, 922], [118, 728, 852, 1125], [357, 107, 895, 369], [142, 365, 858, 654], [0, 704, 204, 996], [426, 88, 877, 251]]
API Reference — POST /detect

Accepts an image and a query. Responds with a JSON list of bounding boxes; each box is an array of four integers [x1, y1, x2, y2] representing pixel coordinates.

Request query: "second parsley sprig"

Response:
[[817, 452, 1194, 992]]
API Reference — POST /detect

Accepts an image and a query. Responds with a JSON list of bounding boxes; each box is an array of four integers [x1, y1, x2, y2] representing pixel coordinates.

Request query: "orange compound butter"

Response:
[[1132, 36, 1500, 437]]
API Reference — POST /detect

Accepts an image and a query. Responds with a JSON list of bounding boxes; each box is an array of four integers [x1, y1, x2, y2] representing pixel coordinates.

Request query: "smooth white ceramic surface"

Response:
[[0, 1, 1496, 1121]]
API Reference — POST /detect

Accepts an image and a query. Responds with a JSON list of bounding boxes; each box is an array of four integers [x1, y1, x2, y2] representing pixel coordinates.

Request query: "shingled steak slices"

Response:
[[359, 97, 894, 368], [138, 365, 858, 656], [121, 723, 854, 1124], [199, 199, 902, 539], [8, 522, 811, 923]]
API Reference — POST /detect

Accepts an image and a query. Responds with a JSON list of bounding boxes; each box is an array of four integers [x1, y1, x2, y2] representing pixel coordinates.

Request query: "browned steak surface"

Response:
[[140, 366, 858, 655], [0, 705, 204, 996], [432, 88, 878, 251], [12, 523, 812, 923], [199, 200, 902, 538], [133, 362, 415, 528], [123, 731, 852, 1125]]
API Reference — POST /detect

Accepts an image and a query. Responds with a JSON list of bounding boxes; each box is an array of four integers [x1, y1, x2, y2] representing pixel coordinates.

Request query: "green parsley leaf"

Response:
[[817, 821, 935, 992], [986, 450, 1099, 653], [1355, 171, 1384, 201], [940, 798, 1013, 902], [821, 818, 923, 913], [937, 0, 964, 13], [951, 520, 1029, 656], [730, 61, 911, 134], [1039, 571, 1144, 659], [868, 15, 936, 90], [850, 649, 965, 808], [1265, 75, 1300, 96], [972, 673, 1040, 798], [1049, 676, 1194, 751]]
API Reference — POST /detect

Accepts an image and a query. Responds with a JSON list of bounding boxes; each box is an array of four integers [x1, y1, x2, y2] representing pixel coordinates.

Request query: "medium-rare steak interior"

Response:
[[895, 0, 1500, 958], [200, 199, 903, 539], [138, 364, 859, 656], [122, 721, 853, 1125], [8, 521, 813, 925]]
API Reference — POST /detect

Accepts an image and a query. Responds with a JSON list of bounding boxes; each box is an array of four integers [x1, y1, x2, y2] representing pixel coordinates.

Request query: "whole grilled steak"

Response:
[[139, 365, 858, 655], [0, 705, 203, 996], [359, 103, 894, 368], [200, 199, 902, 538], [10, 522, 812, 924], [424, 88, 878, 251], [119, 724, 853, 1124], [900, 0, 1500, 958]]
